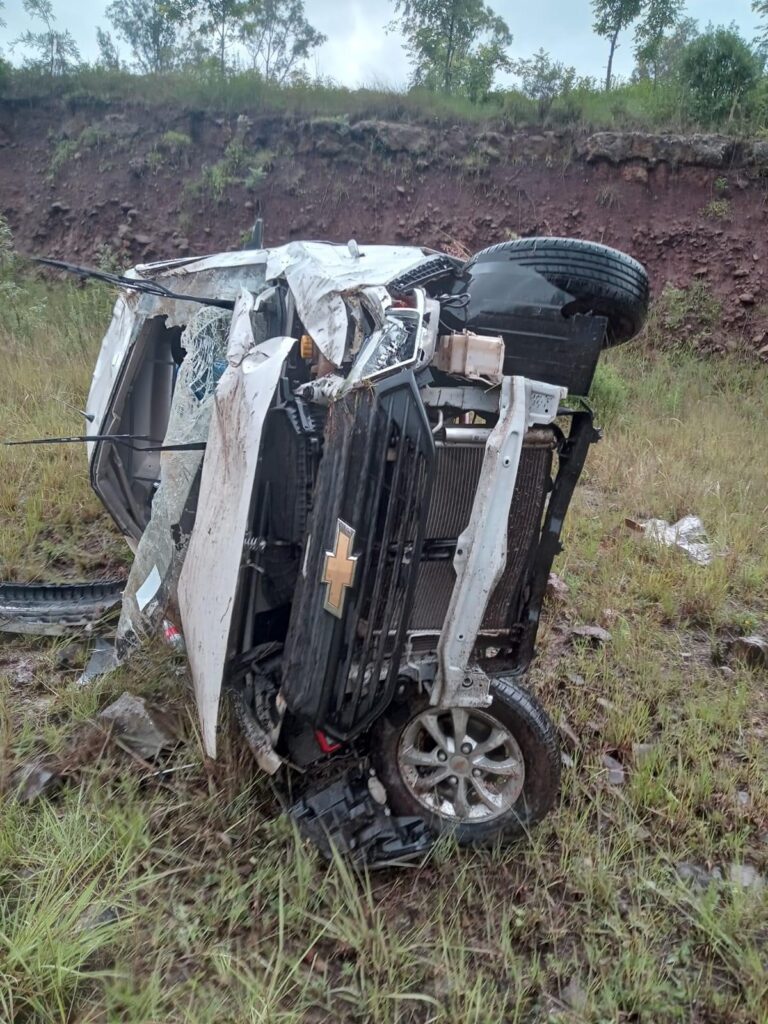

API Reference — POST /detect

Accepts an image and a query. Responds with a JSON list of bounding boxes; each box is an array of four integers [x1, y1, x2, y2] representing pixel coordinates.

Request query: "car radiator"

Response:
[[409, 427, 555, 635]]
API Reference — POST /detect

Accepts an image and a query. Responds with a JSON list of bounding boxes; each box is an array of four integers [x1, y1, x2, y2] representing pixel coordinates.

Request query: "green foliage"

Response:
[[105, 0, 194, 73], [648, 281, 722, 349], [49, 137, 79, 176], [95, 27, 123, 71], [755, 0, 768, 52], [679, 27, 763, 125], [589, 360, 629, 426], [392, 0, 512, 100], [511, 48, 594, 117], [239, 0, 326, 84], [703, 198, 731, 220], [633, 14, 698, 82], [12, 0, 81, 78], [192, 139, 273, 200], [592, 0, 683, 90], [0, 212, 15, 272], [0, 56, 9, 95], [196, 0, 248, 74]]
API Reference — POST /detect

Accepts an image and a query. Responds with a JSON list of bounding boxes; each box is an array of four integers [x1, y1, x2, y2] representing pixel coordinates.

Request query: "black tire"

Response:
[[469, 237, 650, 345], [0, 580, 123, 636], [372, 677, 560, 847]]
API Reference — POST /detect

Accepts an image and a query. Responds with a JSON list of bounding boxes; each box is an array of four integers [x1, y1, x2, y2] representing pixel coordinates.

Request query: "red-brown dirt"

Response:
[[2, 99, 768, 351]]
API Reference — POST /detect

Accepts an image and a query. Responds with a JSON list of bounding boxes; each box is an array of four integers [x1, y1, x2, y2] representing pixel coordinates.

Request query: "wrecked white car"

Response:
[[3, 237, 649, 864]]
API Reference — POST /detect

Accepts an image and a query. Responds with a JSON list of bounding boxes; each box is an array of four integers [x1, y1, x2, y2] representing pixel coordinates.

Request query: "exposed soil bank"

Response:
[[2, 99, 768, 350]]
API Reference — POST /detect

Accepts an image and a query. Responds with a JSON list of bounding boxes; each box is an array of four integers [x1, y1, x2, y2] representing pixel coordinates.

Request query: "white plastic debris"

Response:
[[642, 515, 713, 566]]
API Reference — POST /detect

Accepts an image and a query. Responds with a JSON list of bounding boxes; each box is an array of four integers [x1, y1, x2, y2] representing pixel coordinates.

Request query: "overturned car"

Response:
[[19, 237, 650, 863]]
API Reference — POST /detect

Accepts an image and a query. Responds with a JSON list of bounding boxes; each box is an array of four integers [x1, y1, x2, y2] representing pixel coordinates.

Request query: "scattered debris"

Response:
[[728, 863, 764, 890], [13, 759, 61, 803], [99, 692, 177, 759], [601, 753, 625, 786], [76, 637, 119, 687], [628, 514, 714, 566], [572, 624, 612, 645]]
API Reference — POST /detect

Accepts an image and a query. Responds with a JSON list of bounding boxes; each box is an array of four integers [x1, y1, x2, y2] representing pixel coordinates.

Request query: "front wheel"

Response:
[[371, 678, 560, 847]]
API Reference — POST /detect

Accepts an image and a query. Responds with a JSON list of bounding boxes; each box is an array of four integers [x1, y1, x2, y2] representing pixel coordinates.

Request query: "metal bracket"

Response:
[[432, 375, 566, 708]]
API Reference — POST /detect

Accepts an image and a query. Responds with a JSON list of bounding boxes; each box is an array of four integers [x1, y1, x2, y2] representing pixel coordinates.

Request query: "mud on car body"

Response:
[[45, 238, 652, 864]]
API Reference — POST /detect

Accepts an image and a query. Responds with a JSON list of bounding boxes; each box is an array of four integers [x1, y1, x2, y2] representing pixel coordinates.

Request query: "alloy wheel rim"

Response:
[[397, 706, 525, 822]]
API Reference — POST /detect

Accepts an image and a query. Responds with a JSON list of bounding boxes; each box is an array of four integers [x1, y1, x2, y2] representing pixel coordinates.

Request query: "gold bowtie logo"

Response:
[[322, 519, 358, 618]]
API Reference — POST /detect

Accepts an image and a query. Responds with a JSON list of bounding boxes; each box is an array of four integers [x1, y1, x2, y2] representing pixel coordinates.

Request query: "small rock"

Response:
[[54, 642, 85, 670], [77, 905, 120, 932], [49, 201, 70, 214], [566, 672, 586, 686], [731, 635, 768, 668], [601, 753, 625, 786], [728, 863, 764, 890], [546, 572, 569, 601], [560, 977, 588, 1012], [396, 185, 406, 195], [9, 657, 35, 686], [631, 742, 657, 766], [736, 790, 750, 807], [732, 268, 749, 279], [14, 760, 60, 803], [676, 861, 717, 890], [133, 233, 152, 246], [738, 292, 755, 306], [596, 696, 615, 711], [571, 624, 612, 645]]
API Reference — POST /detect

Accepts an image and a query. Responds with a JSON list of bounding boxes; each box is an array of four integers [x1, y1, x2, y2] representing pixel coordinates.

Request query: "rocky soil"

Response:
[[2, 98, 768, 351]]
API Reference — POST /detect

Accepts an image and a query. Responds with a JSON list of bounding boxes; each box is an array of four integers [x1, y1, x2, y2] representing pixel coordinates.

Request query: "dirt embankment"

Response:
[[2, 99, 768, 352]]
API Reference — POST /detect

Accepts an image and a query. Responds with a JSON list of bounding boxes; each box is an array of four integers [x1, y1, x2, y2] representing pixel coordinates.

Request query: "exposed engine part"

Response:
[[288, 768, 434, 866], [433, 332, 505, 380]]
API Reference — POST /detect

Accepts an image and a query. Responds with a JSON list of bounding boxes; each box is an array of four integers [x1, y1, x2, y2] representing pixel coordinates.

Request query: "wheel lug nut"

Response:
[[472, 768, 482, 778], [449, 775, 458, 785], [461, 743, 472, 755], [437, 750, 448, 762]]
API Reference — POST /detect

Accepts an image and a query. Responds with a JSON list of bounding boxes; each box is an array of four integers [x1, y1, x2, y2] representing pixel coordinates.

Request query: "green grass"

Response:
[[0, 280, 766, 1022], [5, 65, 766, 135]]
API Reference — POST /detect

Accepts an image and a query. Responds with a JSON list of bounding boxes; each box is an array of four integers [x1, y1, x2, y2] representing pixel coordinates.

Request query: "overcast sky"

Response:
[[0, 0, 762, 88]]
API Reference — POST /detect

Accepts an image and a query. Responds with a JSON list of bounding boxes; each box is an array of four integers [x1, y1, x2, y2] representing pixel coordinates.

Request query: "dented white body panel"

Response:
[[178, 293, 296, 757]]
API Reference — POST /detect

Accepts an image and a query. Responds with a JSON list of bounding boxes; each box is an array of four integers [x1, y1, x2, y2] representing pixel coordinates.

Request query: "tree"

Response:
[[195, 0, 248, 76], [633, 0, 684, 81], [391, 0, 512, 96], [592, 0, 682, 90], [512, 49, 578, 117], [679, 25, 762, 124], [12, 0, 80, 76], [754, 1, 768, 52], [239, 0, 325, 84], [633, 15, 698, 81], [105, 0, 192, 74], [95, 28, 123, 71]]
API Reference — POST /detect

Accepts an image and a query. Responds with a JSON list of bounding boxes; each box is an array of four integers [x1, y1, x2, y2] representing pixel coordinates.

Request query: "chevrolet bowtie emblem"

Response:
[[322, 519, 358, 618]]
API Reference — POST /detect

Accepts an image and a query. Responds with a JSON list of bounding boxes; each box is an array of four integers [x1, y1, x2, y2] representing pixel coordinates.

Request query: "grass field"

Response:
[[1, 280, 766, 1023]]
